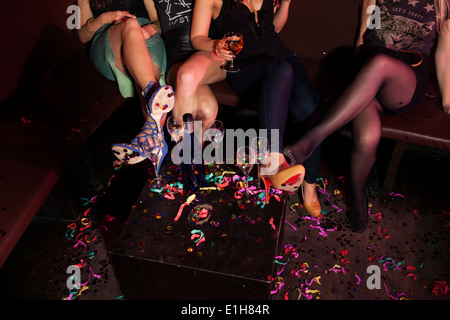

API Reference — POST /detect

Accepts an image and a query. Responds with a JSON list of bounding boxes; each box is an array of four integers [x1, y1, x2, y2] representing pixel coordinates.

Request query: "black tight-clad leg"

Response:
[[348, 100, 382, 232], [287, 53, 417, 232]]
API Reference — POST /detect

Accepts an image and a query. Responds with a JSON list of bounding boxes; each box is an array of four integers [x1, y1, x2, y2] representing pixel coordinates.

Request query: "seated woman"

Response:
[[284, 0, 450, 231], [148, 0, 227, 135], [190, 0, 323, 216], [77, 0, 175, 173]]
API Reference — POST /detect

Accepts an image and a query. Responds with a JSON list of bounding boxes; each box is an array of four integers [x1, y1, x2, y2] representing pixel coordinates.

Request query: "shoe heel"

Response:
[[300, 183, 321, 217], [154, 141, 168, 175], [261, 176, 271, 204]]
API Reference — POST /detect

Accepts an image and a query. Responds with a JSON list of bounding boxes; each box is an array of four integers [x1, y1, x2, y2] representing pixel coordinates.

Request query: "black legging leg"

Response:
[[348, 100, 383, 231]]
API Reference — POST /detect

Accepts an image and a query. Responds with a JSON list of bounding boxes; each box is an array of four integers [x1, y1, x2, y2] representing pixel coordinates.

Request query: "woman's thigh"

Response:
[[281, 55, 319, 123], [108, 19, 162, 80], [177, 51, 227, 86], [107, 21, 128, 75], [365, 54, 417, 112]]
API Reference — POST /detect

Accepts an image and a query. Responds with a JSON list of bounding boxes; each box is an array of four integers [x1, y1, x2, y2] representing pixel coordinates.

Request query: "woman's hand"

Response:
[[142, 28, 150, 39], [443, 105, 450, 114], [98, 10, 136, 25], [77, 1, 135, 43], [141, 24, 157, 39], [213, 39, 234, 61]]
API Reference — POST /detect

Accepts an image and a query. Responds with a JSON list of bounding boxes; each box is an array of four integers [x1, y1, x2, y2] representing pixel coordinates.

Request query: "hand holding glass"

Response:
[[221, 32, 243, 72]]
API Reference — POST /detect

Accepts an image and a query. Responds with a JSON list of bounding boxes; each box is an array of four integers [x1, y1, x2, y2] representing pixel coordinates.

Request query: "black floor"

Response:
[[0, 99, 449, 301]]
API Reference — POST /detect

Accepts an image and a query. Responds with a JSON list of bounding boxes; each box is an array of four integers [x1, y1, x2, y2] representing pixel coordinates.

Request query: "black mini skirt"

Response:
[[164, 26, 195, 71], [355, 45, 429, 114]]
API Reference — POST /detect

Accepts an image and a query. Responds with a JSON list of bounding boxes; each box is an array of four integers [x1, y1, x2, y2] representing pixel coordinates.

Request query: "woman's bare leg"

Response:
[[108, 19, 166, 126], [168, 51, 226, 133], [108, 18, 158, 90], [109, 18, 174, 165]]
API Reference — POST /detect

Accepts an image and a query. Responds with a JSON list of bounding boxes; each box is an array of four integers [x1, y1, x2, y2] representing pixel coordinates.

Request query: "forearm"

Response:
[[436, 56, 450, 113], [152, 20, 162, 36], [435, 20, 450, 113], [191, 35, 217, 52], [191, 0, 219, 52], [143, 0, 162, 36], [78, 15, 107, 43]]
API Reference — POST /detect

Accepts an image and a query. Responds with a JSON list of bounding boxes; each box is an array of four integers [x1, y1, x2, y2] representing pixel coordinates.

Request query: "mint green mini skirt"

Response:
[[89, 17, 167, 98]]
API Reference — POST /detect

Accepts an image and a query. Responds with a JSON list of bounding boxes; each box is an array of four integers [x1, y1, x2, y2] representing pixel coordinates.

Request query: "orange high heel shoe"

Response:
[[261, 164, 305, 203], [300, 182, 321, 217]]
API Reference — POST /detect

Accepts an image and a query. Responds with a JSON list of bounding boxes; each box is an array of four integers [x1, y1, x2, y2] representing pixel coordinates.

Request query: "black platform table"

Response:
[[110, 161, 287, 300]]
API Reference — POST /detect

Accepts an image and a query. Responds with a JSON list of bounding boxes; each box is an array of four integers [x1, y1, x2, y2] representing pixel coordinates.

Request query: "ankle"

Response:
[[352, 187, 367, 205], [260, 153, 288, 175], [302, 181, 318, 203], [290, 138, 315, 163], [141, 81, 159, 100]]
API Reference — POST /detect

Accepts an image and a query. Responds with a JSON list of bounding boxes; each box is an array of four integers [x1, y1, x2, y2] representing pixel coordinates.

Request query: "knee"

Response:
[[176, 64, 201, 91], [197, 98, 218, 122], [352, 128, 381, 155], [268, 60, 294, 80], [364, 53, 394, 73], [122, 18, 141, 34]]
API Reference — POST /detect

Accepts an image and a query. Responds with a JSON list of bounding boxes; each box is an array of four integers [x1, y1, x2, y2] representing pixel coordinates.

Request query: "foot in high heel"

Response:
[[260, 161, 306, 203], [112, 82, 175, 165], [348, 188, 369, 233], [111, 122, 151, 165], [300, 182, 321, 218]]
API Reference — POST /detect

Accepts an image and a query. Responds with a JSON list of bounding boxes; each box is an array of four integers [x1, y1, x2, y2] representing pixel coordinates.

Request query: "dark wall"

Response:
[[0, 0, 82, 102]]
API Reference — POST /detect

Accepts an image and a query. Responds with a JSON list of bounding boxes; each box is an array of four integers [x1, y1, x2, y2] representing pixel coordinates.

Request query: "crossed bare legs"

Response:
[[109, 18, 165, 128], [109, 18, 177, 168]]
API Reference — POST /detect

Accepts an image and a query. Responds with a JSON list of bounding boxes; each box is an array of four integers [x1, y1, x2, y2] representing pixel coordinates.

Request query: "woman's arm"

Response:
[[143, 0, 162, 36], [77, 0, 97, 43], [435, 19, 450, 114], [190, 0, 218, 52], [273, 0, 291, 33], [77, 0, 136, 43], [355, 0, 376, 54], [190, 0, 230, 60]]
